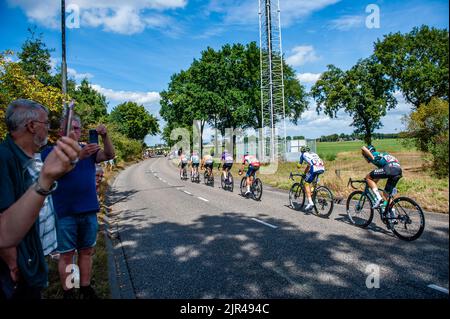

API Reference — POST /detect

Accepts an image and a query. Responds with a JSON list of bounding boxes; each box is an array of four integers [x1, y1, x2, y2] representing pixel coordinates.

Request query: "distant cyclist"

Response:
[[201, 150, 215, 176], [298, 146, 325, 211], [221, 149, 234, 184], [190, 150, 200, 179], [239, 152, 260, 197], [361, 145, 402, 208], [179, 151, 189, 179]]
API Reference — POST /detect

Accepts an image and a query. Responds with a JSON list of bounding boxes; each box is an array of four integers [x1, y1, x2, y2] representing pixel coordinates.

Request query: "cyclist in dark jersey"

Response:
[[361, 145, 402, 208]]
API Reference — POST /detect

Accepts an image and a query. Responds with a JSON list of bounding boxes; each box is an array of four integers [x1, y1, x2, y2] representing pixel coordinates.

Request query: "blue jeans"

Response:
[[56, 213, 98, 253]]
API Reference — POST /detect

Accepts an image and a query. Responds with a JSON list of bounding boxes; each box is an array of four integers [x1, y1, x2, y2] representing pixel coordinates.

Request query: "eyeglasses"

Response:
[[29, 120, 50, 128], [72, 126, 81, 131]]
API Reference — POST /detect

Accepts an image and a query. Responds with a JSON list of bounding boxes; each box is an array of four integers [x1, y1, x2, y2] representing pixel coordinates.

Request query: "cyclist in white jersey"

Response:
[[220, 149, 234, 183], [239, 152, 261, 196], [201, 150, 215, 176], [190, 151, 200, 178], [299, 146, 325, 211], [179, 151, 189, 178]]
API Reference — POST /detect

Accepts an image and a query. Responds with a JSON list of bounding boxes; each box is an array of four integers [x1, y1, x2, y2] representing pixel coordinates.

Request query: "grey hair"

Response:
[[5, 99, 49, 132]]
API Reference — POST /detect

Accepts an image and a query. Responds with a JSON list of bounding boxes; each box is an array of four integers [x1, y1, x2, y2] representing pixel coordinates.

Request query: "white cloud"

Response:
[[329, 15, 364, 30], [91, 84, 160, 106], [207, 0, 341, 27], [67, 67, 93, 81], [6, 0, 187, 35], [296, 72, 321, 84], [286, 46, 319, 67]]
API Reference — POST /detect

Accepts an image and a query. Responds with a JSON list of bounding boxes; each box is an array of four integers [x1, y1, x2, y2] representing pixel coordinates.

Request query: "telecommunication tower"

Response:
[[259, 0, 287, 162]]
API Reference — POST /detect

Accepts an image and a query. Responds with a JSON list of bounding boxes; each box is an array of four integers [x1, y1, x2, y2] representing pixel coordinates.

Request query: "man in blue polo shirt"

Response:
[[42, 114, 115, 299]]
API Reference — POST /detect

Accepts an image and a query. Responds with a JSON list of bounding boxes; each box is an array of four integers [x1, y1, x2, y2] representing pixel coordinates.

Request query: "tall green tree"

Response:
[[17, 27, 54, 85], [311, 57, 397, 144], [73, 78, 108, 126], [374, 25, 449, 108], [109, 101, 159, 141]]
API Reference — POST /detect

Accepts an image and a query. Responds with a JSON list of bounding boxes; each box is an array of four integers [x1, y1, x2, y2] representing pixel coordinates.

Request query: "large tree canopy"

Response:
[[109, 101, 159, 141], [311, 57, 397, 145], [160, 41, 308, 150], [374, 25, 449, 108]]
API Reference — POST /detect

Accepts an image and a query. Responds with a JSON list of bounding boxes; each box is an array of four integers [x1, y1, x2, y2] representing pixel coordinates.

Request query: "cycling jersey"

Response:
[[191, 154, 200, 164], [221, 152, 234, 164], [242, 155, 260, 167], [203, 155, 213, 164], [180, 155, 189, 163], [299, 152, 325, 173], [371, 152, 401, 168]]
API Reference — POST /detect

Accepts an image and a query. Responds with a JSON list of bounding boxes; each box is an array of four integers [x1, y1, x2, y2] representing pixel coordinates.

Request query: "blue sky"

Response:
[[0, 0, 448, 145]]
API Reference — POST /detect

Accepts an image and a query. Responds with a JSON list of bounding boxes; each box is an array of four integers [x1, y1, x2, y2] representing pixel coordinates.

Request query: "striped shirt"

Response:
[[26, 154, 58, 256]]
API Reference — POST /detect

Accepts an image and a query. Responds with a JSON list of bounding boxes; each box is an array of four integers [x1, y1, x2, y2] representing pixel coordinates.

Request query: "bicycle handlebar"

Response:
[[347, 178, 367, 189], [289, 172, 306, 180]]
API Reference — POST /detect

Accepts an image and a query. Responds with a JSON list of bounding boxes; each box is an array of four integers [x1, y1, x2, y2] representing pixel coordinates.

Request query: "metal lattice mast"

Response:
[[259, 0, 287, 162]]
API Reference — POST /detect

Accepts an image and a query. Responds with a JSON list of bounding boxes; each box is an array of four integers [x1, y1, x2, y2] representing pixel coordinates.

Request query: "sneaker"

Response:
[[63, 288, 78, 300], [304, 203, 314, 211], [80, 285, 99, 300], [372, 197, 383, 209], [244, 190, 251, 197]]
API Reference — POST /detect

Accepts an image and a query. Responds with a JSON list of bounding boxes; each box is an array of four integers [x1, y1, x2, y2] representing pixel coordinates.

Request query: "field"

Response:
[[316, 138, 415, 160]]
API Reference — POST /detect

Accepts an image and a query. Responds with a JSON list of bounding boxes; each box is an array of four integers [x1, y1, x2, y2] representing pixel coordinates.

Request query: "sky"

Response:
[[0, 0, 448, 145]]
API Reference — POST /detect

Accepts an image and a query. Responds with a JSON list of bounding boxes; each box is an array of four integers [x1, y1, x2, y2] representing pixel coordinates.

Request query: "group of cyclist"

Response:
[[177, 142, 402, 208]]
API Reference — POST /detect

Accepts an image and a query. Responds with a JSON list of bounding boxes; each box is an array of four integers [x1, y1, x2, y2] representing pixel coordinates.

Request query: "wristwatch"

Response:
[[34, 180, 58, 196]]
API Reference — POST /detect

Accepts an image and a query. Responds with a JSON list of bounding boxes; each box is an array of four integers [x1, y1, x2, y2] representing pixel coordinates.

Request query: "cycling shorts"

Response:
[[223, 163, 233, 170], [246, 165, 259, 177], [369, 164, 402, 194], [305, 169, 324, 183], [204, 162, 213, 170], [192, 163, 199, 168]]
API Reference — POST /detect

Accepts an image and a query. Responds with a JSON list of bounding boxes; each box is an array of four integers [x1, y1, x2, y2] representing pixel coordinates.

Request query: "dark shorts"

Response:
[[246, 165, 259, 177], [223, 163, 233, 170], [180, 162, 188, 169], [192, 163, 199, 168], [56, 213, 98, 253], [370, 164, 402, 194], [204, 162, 213, 170]]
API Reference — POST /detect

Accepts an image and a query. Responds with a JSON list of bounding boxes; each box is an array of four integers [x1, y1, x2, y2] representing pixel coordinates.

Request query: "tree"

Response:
[[73, 78, 108, 126], [160, 42, 308, 157], [109, 101, 159, 141], [374, 25, 449, 108], [311, 57, 397, 144], [0, 51, 64, 140], [17, 27, 54, 85]]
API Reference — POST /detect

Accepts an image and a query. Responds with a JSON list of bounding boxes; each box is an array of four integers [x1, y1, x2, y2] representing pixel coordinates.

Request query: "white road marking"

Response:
[[428, 284, 449, 294], [184, 191, 192, 195], [198, 197, 209, 202], [251, 218, 278, 229]]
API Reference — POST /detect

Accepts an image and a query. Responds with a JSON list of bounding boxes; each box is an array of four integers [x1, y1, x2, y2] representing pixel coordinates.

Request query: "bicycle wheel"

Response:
[[204, 171, 209, 184], [390, 197, 425, 241], [253, 178, 263, 201], [228, 172, 234, 192], [240, 177, 247, 196], [221, 174, 226, 189], [289, 183, 304, 210], [346, 190, 374, 228], [313, 186, 334, 218]]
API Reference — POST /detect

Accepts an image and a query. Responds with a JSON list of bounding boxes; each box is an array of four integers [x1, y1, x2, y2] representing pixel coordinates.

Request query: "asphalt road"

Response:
[[106, 156, 449, 299]]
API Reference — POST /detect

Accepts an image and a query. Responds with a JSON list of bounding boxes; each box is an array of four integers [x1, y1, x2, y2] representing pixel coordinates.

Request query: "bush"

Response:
[[428, 132, 449, 178], [109, 130, 143, 163]]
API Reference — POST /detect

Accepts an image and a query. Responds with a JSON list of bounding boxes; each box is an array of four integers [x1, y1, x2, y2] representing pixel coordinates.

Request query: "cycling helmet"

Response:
[[300, 146, 310, 153], [367, 145, 376, 153]]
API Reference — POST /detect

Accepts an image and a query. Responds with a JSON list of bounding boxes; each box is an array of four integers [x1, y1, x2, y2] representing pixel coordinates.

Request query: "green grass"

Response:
[[317, 139, 415, 159]]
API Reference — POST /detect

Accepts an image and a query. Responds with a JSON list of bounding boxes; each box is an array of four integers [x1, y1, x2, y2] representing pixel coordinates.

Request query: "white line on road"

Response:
[[251, 218, 278, 229], [198, 197, 209, 202], [428, 284, 449, 294], [184, 191, 192, 195]]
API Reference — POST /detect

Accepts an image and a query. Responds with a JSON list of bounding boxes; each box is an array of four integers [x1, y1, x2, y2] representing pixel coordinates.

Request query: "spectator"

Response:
[[0, 99, 80, 299], [95, 164, 104, 193], [41, 116, 115, 299]]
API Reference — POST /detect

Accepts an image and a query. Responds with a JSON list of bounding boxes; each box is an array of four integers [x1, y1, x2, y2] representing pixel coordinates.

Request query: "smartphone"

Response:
[[89, 129, 99, 144]]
